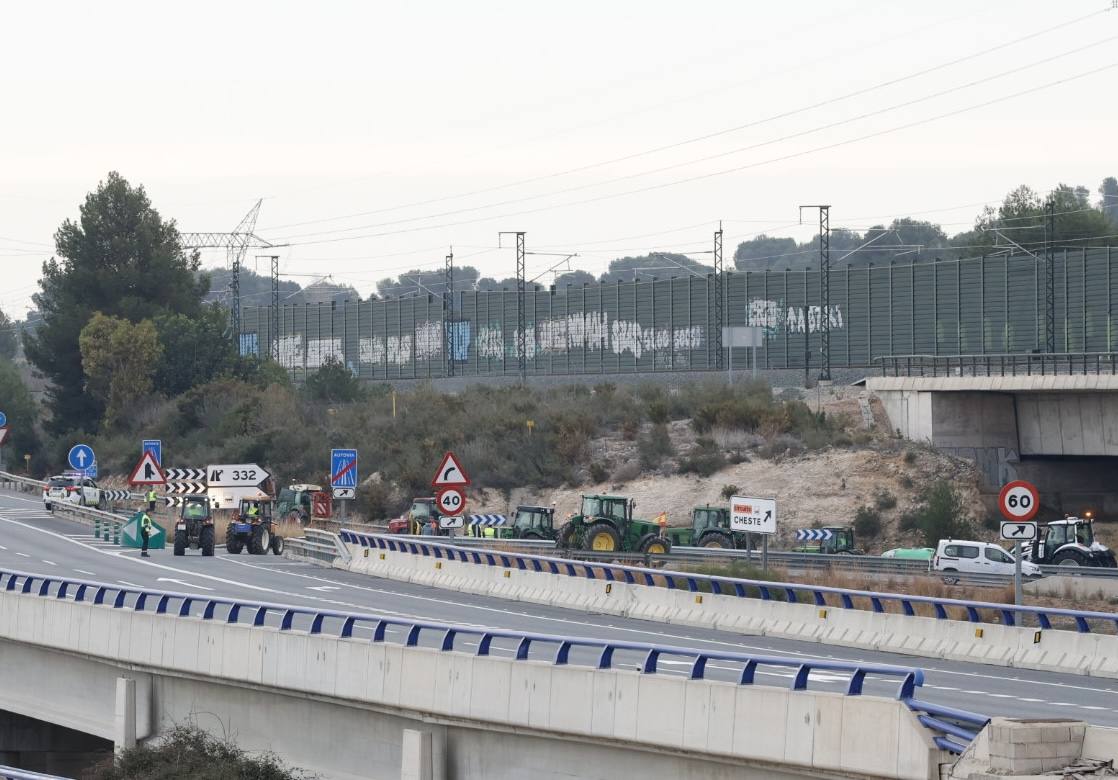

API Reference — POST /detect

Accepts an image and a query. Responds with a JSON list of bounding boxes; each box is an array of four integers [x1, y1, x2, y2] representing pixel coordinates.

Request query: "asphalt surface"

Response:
[[2, 489, 1117, 728]]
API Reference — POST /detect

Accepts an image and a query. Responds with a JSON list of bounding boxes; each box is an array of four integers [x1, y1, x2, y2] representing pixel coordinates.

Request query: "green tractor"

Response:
[[557, 494, 678, 554], [685, 505, 750, 549], [488, 505, 557, 540], [791, 526, 859, 555]]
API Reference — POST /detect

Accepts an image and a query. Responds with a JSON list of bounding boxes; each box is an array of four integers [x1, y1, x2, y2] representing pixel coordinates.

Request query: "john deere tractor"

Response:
[[557, 494, 678, 554], [685, 505, 749, 549], [492, 505, 556, 540]]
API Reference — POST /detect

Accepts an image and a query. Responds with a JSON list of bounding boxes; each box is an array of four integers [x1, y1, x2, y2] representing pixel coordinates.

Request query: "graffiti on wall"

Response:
[[748, 300, 844, 337]]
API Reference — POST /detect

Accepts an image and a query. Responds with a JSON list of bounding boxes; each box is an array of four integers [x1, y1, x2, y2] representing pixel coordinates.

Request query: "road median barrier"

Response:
[[335, 530, 1118, 680]]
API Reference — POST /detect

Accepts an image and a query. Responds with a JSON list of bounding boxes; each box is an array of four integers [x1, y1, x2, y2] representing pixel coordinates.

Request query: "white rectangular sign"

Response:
[[722, 326, 763, 348], [332, 487, 355, 500], [730, 495, 777, 534], [207, 486, 270, 510], [1000, 521, 1037, 541], [439, 516, 464, 529], [206, 464, 268, 488]]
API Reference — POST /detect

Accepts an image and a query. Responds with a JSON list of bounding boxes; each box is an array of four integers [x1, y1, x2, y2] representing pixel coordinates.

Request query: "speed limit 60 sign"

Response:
[[436, 487, 467, 516], [998, 480, 1039, 522]]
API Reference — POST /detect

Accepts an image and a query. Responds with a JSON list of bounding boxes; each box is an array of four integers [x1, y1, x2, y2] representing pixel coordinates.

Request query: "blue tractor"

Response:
[[226, 498, 284, 555]]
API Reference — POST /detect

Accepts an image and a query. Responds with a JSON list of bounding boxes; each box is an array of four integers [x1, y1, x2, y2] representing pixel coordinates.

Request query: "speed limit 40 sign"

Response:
[[436, 487, 467, 516], [998, 480, 1039, 522]]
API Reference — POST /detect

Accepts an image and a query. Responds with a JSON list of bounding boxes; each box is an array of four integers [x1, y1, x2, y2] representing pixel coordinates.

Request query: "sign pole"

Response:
[[1014, 540, 1022, 606], [728, 341, 733, 386], [762, 535, 768, 571]]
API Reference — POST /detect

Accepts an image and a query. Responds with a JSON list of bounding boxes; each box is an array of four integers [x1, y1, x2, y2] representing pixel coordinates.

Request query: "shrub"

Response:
[[908, 480, 973, 547], [88, 724, 312, 779], [302, 356, 364, 403], [646, 399, 670, 425], [853, 505, 883, 540], [720, 484, 739, 500], [679, 437, 725, 477], [903, 449, 918, 465], [638, 423, 674, 469], [874, 489, 897, 511], [588, 461, 610, 483], [612, 459, 642, 483]]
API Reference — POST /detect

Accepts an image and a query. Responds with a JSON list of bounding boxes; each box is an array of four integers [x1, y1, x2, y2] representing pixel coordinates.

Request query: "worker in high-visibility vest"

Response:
[[146, 487, 158, 513], [139, 511, 153, 557], [656, 512, 668, 537]]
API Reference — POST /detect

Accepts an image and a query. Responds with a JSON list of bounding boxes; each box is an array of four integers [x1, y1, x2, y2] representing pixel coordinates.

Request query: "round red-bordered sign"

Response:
[[436, 487, 466, 516], [998, 480, 1039, 522]]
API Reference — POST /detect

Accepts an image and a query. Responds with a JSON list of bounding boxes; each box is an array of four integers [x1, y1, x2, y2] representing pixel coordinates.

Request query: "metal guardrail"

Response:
[[876, 352, 1118, 378], [344, 531, 1118, 634], [0, 567, 982, 753], [381, 533, 1118, 583], [0, 766, 72, 780]]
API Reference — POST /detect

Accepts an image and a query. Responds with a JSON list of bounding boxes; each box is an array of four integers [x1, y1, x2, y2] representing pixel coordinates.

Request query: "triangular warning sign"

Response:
[[128, 451, 166, 485], [0, 427, 8, 446], [431, 451, 470, 488]]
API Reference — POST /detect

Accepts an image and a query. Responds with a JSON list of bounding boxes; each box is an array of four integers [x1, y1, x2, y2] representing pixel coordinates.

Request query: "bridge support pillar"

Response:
[[114, 677, 136, 754], [402, 728, 446, 780]]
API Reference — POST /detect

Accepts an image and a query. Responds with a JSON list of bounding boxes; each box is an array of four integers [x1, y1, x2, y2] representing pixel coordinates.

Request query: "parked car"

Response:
[[43, 474, 103, 511], [932, 539, 1041, 577]]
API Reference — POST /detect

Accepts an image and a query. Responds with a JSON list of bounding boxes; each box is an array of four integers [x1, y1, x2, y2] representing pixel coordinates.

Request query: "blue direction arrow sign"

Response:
[[143, 439, 162, 467], [0, 411, 7, 428], [67, 443, 96, 477], [330, 449, 358, 490]]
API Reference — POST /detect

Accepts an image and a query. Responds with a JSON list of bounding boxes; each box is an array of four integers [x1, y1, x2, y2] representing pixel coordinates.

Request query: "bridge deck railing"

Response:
[[341, 531, 1118, 635], [875, 352, 1118, 377]]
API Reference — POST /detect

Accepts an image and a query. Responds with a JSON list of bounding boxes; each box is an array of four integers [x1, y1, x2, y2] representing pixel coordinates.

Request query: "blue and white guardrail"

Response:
[[0, 567, 984, 754], [341, 531, 1118, 634]]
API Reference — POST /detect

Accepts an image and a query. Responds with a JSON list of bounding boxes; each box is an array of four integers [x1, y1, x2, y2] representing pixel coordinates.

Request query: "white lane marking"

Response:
[[307, 585, 341, 592], [0, 545, 7, 550], [74, 569, 95, 576], [15, 552, 29, 558], [41, 560, 56, 566], [156, 577, 214, 592], [117, 580, 141, 588]]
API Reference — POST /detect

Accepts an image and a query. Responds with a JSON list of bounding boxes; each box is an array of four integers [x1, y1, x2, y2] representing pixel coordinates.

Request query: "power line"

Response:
[[260, 5, 1110, 238]]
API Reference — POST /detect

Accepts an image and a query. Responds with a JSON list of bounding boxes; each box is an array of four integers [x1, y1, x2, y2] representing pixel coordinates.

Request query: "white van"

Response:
[[932, 539, 1041, 576]]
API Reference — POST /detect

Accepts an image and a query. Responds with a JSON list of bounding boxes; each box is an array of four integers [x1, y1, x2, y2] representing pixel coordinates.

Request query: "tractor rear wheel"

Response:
[[699, 532, 735, 549], [586, 522, 621, 552], [556, 522, 578, 549], [200, 526, 215, 557], [249, 525, 271, 555], [173, 530, 187, 557], [638, 534, 672, 555], [1052, 550, 1084, 567], [225, 527, 244, 555]]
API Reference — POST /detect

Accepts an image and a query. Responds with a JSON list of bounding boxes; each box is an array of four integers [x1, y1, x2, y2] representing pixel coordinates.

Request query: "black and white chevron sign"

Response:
[[164, 468, 206, 482], [102, 489, 134, 502], [165, 481, 206, 495], [467, 514, 507, 527], [163, 495, 206, 508], [795, 528, 834, 542]]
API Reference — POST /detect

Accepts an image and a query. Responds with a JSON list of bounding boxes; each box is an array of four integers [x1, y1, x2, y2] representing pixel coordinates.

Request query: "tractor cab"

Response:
[[508, 505, 555, 539], [179, 495, 213, 524], [1027, 516, 1116, 567], [236, 499, 273, 524], [692, 506, 729, 533], [581, 495, 633, 525]]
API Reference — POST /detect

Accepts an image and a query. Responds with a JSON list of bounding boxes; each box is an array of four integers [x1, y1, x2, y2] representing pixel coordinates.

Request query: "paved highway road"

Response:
[[1, 489, 1116, 727]]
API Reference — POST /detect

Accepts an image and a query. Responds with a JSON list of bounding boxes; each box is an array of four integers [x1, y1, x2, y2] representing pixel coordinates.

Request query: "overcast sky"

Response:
[[1, 0, 1115, 316]]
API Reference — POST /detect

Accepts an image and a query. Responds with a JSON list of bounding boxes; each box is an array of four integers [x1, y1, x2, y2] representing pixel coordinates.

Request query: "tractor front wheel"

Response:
[[249, 525, 271, 555], [586, 522, 621, 552], [226, 528, 244, 555], [271, 534, 285, 555], [200, 526, 215, 557], [556, 522, 578, 549], [638, 533, 672, 555]]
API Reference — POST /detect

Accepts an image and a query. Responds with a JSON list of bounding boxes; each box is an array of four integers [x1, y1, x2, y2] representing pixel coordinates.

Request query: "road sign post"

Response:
[[998, 480, 1040, 607], [330, 449, 358, 521]]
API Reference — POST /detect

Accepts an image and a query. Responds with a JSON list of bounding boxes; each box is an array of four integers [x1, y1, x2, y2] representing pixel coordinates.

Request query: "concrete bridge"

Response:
[[868, 355, 1118, 512]]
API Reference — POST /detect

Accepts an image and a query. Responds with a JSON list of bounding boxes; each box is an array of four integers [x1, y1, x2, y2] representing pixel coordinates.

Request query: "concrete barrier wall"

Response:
[[0, 588, 942, 780], [341, 543, 1118, 680]]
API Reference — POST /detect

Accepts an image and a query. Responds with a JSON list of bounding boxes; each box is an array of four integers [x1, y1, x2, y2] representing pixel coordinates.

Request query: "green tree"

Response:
[[0, 308, 16, 360], [909, 480, 972, 548], [153, 306, 236, 396], [0, 360, 42, 472], [23, 172, 208, 433], [79, 313, 163, 428], [733, 234, 799, 272], [599, 253, 713, 283], [303, 356, 365, 403]]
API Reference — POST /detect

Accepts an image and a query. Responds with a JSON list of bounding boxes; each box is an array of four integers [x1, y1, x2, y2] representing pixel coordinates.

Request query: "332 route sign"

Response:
[[998, 480, 1039, 522]]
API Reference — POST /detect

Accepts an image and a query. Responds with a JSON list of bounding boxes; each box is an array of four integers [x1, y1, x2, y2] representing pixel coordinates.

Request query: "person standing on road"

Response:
[[146, 487, 158, 514], [139, 511, 153, 557]]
